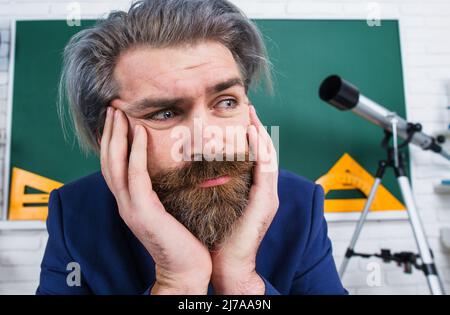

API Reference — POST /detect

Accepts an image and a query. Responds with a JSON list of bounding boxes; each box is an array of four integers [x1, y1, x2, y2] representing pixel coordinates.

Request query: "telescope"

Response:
[[318, 75, 447, 295], [319, 75, 450, 161]]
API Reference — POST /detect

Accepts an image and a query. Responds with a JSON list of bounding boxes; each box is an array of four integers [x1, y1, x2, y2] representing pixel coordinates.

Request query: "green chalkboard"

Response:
[[7, 19, 408, 218], [10, 20, 99, 185], [249, 19, 408, 202]]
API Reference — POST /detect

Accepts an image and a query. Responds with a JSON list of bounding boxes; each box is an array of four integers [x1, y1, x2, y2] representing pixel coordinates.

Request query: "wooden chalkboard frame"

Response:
[[2, 15, 413, 229]]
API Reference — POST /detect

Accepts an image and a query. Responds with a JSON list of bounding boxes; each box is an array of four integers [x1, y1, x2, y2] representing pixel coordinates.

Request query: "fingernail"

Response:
[[114, 109, 119, 120]]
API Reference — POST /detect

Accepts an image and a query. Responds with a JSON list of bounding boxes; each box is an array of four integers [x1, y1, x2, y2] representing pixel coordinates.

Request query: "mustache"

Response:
[[151, 152, 254, 190]]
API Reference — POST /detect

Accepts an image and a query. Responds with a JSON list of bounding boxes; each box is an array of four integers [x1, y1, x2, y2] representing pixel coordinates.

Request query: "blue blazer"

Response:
[[36, 169, 347, 295]]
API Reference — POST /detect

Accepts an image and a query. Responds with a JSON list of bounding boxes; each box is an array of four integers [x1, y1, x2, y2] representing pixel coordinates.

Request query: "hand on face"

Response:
[[100, 107, 212, 295], [210, 104, 279, 294]]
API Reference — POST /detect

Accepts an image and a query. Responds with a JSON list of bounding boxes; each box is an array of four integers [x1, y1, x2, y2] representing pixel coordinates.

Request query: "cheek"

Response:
[[215, 107, 251, 129], [125, 120, 172, 175], [146, 129, 181, 175], [234, 107, 251, 127]]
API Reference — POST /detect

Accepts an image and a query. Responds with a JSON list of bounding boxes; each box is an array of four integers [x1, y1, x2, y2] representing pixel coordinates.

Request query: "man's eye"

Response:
[[215, 99, 238, 109], [147, 110, 177, 121]]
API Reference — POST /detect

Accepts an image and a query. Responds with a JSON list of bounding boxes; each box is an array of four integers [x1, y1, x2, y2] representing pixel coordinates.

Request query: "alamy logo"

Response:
[[66, 2, 81, 27], [366, 2, 382, 27], [66, 262, 81, 287], [366, 261, 382, 287]]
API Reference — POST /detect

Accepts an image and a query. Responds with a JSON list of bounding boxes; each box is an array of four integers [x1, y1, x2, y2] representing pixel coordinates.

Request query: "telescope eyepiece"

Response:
[[319, 75, 360, 111]]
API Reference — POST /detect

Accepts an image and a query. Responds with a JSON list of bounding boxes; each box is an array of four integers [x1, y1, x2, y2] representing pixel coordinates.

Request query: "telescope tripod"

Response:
[[339, 128, 446, 295]]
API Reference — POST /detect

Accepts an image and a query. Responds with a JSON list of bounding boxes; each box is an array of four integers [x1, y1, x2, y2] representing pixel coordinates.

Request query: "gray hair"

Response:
[[59, 0, 273, 155]]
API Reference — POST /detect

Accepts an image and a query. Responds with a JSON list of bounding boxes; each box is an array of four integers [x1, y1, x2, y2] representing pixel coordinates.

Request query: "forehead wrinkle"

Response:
[[182, 61, 212, 71]]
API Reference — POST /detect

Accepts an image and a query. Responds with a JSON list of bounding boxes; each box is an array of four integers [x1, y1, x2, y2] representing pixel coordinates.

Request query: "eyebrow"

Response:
[[128, 77, 245, 114]]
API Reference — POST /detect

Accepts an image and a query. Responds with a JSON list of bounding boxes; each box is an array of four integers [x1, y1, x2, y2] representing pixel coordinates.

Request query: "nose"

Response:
[[176, 105, 248, 162], [189, 114, 225, 160]]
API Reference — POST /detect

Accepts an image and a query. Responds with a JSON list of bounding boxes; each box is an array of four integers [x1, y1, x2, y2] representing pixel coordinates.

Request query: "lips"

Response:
[[198, 175, 231, 188]]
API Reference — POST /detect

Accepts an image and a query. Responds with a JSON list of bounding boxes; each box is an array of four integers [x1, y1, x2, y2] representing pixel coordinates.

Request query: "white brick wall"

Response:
[[0, 0, 449, 295]]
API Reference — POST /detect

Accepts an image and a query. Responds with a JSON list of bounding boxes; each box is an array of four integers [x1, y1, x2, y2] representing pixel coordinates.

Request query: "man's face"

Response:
[[110, 41, 255, 249], [112, 40, 251, 175]]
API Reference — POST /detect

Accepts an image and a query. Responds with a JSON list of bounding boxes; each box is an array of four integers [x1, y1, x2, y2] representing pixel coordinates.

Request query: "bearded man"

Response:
[[36, 0, 347, 295]]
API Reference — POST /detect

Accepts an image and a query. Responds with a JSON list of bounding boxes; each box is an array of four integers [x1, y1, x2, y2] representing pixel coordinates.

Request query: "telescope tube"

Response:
[[319, 75, 449, 160]]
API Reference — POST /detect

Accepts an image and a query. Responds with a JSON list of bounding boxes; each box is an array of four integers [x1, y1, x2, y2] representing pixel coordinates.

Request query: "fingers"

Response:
[[243, 105, 279, 228], [247, 124, 258, 162], [128, 124, 156, 209], [249, 105, 270, 141], [100, 107, 114, 185], [248, 105, 278, 178], [108, 109, 131, 202], [100, 106, 160, 216], [101, 107, 132, 210]]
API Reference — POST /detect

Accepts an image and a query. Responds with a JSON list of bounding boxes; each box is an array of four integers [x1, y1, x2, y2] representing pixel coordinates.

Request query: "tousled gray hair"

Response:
[[59, 0, 273, 155]]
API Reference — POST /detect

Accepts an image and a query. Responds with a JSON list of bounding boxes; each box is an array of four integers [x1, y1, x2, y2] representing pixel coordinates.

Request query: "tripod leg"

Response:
[[339, 161, 387, 278], [397, 176, 445, 295]]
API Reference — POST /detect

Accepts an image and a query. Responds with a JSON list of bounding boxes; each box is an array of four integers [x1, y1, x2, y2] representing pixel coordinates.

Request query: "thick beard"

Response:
[[151, 154, 254, 250]]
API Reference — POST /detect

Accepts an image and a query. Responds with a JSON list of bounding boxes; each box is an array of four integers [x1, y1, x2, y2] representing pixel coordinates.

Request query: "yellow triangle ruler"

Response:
[[316, 153, 405, 213], [8, 167, 63, 221]]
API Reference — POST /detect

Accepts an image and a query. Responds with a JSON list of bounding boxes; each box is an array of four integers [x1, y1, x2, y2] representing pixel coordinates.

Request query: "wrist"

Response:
[[151, 269, 211, 295], [211, 270, 265, 295], [151, 280, 208, 295]]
